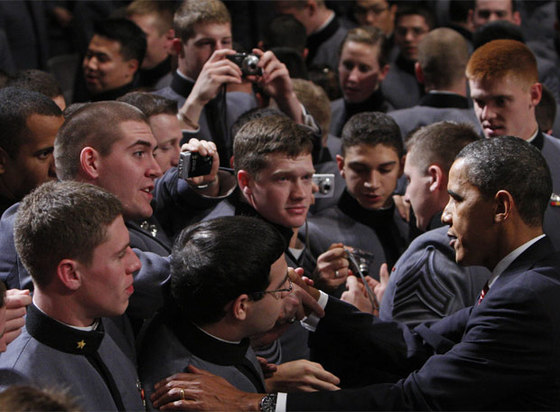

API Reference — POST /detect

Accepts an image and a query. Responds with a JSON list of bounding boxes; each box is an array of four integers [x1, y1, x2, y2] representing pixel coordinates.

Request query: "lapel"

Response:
[[488, 236, 554, 295]]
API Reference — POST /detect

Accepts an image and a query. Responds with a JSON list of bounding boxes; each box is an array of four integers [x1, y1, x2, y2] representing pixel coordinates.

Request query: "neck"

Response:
[[33, 289, 95, 328], [201, 320, 244, 343], [492, 223, 544, 270], [426, 80, 467, 96], [312, 8, 333, 33]]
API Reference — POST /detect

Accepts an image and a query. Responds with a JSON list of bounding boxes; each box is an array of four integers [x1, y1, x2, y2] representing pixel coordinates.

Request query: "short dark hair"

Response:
[[341, 112, 403, 157], [395, 4, 436, 30], [93, 18, 147, 64], [0, 385, 80, 411], [233, 115, 314, 177], [6, 70, 63, 99], [262, 14, 307, 55], [472, 20, 524, 50], [406, 121, 480, 176], [54, 101, 147, 181], [456, 136, 552, 227], [0, 87, 62, 158], [170, 216, 285, 325], [117, 91, 177, 117], [174, 0, 231, 43], [14, 181, 123, 288]]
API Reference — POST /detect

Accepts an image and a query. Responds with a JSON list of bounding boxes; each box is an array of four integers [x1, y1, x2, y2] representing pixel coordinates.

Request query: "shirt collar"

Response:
[[489, 234, 546, 288]]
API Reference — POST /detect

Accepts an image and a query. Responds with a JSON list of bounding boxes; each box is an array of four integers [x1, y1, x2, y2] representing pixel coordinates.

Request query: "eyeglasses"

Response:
[[251, 276, 293, 300]]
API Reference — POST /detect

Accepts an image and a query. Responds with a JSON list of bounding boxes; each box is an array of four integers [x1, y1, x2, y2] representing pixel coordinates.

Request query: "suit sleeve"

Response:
[[289, 273, 560, 410]]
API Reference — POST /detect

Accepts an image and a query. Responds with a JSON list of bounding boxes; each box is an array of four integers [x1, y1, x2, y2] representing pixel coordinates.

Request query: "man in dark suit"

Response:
[[149, 136, 560, 411]]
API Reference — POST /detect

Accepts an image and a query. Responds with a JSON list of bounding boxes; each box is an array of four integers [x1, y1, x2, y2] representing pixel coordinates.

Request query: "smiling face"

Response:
[[442, 158, 499, 268], [0, 114, 63, 202], [240, 152, 314, 228], [83, 35, 138, 95], [76, 216, 141, 324], [338, 41, 388, 104], [338, 143, 402, 210], [149, 113, 182, 173], [469, 74, 541, 141], [95, 120, 162, 221], [179, 22, 232, 79]]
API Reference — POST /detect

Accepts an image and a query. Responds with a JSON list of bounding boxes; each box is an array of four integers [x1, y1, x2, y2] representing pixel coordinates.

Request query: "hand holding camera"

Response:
[[179, 138, 220, 194]]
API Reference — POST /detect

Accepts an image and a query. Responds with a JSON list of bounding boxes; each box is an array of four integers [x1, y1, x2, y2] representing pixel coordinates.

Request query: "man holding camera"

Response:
[[157, 0, 310, 165]]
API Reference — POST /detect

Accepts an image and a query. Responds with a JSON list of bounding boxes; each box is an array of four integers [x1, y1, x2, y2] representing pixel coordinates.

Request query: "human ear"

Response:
[[80, 147, 100, 179], [336, 155, 345, 177], [232, 294, 249, 321], [428, 164, 445, 192], [494, 190, 513, 223], [57, 259, 82, 291]]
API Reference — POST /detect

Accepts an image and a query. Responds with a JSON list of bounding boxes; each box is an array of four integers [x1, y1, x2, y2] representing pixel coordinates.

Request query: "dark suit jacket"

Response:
[[288, 237, 560, 410]]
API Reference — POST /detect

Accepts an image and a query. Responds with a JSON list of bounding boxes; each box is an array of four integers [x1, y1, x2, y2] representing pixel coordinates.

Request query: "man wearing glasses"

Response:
[[138, 216, 299, 407]]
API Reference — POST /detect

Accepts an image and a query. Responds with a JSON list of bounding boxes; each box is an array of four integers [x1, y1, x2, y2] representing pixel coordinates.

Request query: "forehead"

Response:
[[448, 158, 471, 187], [345, 143, 400, 162], [469, 74, 528, 97], [190, 22, 231, 40], [396, 14, 428, 28], [89, 35, 125, 59], [148, 114, 182, 140], [476, 0, 512, 13], [261, 152, 313, 173], [24, 114, 63, 147], [91, 216, 129, 258], [341, 41, 380, 61], [113, 120, 157, 148]]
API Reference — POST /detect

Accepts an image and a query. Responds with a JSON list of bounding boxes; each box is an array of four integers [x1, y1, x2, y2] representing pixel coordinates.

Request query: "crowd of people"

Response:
[[0, 0, 560, 410]]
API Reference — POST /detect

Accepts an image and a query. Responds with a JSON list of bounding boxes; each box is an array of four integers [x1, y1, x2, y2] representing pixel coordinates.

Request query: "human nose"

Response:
[[291, 179, 307, 200], [147, 156, 163, 179], [480, 104, 496, 121], [364, 170, 380, 189], [48, 158, 57, 178], [126, 248, 142, 274], [348, 67, 360, 82], [441, 199, 452, 225], [84, 56, 97, 71]]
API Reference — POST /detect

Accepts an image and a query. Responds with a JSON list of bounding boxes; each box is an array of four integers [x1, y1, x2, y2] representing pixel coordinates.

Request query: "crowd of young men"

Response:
[[1, 0, 560, 411]]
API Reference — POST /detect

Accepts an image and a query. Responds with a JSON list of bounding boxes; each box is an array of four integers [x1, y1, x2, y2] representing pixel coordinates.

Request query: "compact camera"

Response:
[[312, 174, 335, 198], [345, 248, 375, 277], [226, 53, 262, 76], [177, 151, 213, 179]]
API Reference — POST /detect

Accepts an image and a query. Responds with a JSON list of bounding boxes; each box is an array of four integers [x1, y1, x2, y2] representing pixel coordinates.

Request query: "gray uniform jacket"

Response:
[[388, 92, 480, 140], [139, 311, 265, 410], [0, 305, 145, 411], [380, 225, 490, 327]]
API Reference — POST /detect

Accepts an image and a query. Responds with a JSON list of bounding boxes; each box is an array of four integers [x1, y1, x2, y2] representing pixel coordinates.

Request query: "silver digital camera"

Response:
[[312, 174, 335, 198]]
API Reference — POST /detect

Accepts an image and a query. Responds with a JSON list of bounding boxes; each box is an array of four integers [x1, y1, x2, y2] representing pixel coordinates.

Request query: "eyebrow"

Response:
[[447, 189, 463, 200], [127, 140, 153, 149], [32, 147, 54, 156]]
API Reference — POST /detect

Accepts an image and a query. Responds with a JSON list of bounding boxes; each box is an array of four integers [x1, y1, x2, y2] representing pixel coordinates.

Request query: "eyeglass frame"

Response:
[[250, 275, 293, 300]]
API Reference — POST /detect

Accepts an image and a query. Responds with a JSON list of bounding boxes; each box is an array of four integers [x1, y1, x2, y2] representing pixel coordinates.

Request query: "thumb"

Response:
[[379, 263, 390, 286]]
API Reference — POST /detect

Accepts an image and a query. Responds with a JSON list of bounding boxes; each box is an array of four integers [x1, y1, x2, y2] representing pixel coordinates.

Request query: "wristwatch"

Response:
[[259, 393, 278, 412]]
